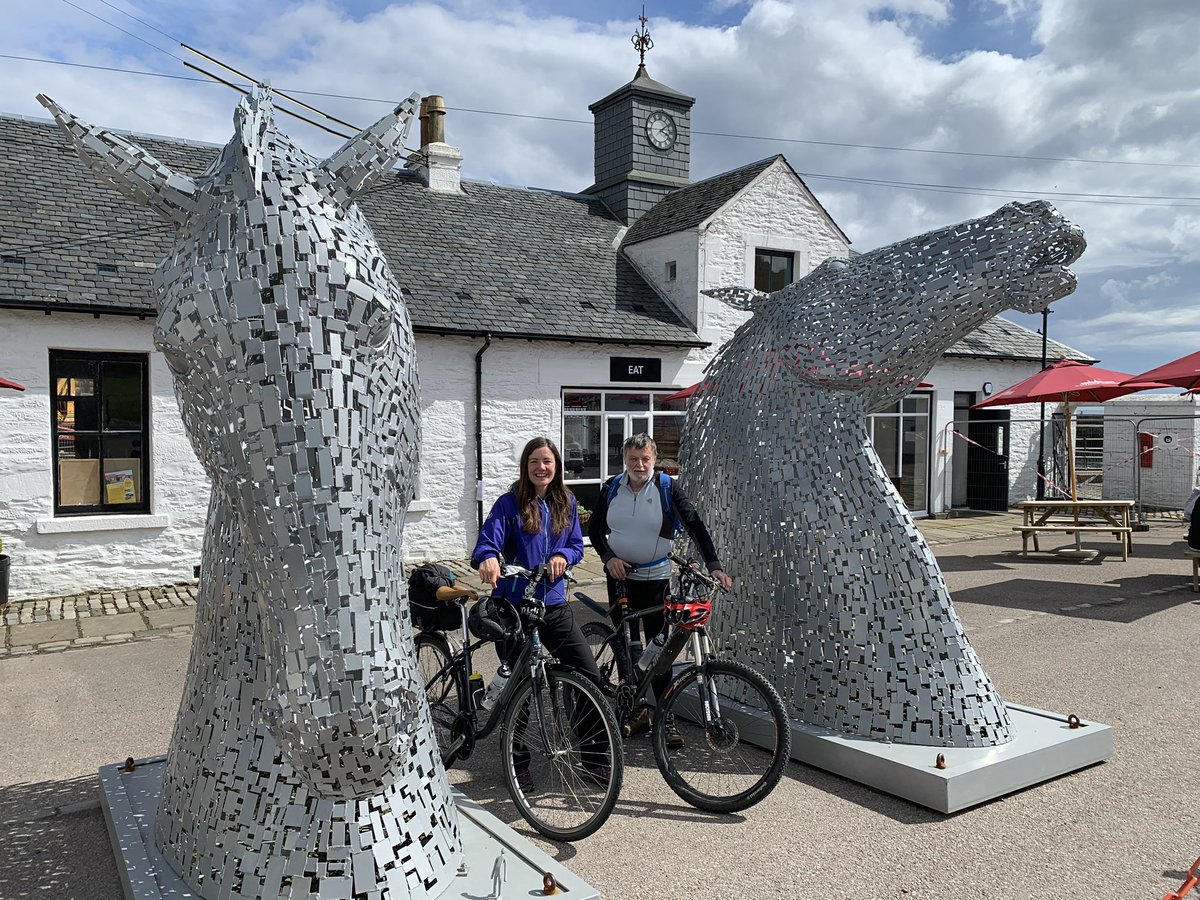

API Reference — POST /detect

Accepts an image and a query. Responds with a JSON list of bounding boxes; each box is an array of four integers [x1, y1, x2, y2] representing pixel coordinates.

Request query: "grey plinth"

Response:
[[787, 703, 1112, 813], [100, 757, 598, 900]]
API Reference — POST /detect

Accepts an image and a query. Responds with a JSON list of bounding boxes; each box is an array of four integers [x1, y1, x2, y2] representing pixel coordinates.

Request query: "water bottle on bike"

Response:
[[638, 628, 668, 674]]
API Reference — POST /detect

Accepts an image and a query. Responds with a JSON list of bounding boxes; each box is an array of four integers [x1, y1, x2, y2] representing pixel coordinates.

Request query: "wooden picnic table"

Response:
[[1014, 499, 1135, 561]]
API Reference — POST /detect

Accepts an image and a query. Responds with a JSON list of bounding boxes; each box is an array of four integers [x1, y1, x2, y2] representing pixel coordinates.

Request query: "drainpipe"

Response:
[[475, 333, 492, 532]]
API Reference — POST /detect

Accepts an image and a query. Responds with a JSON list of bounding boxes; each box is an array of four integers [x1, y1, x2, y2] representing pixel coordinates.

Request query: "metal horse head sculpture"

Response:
[[686, 201, 1085, 748], [39, 89, 461, 898]]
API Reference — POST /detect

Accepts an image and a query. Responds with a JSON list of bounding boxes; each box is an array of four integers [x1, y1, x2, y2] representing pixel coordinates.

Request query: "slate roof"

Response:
[[945, 316, 1095, 363], [0, 113, 704, 347], [622, 156, 778, 246], [0, 113, 1094, 363]]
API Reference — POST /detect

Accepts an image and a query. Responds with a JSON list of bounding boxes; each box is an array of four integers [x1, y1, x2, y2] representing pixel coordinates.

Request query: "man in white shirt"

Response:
[[588, 434, 731, 745]]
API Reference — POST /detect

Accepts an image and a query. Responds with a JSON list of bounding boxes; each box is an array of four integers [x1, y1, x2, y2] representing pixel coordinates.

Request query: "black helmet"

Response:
[[468, 596, 519, 642]]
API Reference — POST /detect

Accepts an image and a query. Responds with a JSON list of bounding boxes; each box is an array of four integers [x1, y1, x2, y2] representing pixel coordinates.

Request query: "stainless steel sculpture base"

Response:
[[675, 689, 1111, 813], [99, 757, 599, 900], [788, 703, 1113, 813]]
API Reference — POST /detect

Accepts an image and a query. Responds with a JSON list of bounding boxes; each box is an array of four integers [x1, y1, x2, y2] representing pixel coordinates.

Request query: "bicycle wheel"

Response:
[[581, 620, 619, 688], [500, 667, 624, 842], [652, 659, 791, 813], [414, 631, 461, 761]]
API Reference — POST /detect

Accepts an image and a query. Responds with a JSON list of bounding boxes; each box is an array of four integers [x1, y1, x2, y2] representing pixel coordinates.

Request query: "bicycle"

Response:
[[577, 553, 790, 813], [413, 564, 624, 842]]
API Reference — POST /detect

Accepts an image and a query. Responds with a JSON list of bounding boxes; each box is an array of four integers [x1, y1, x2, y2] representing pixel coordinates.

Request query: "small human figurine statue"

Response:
[[490, 848, 506, 900]]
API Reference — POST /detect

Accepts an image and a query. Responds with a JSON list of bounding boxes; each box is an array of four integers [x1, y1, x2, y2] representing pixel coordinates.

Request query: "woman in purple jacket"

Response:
[[471, 436, 606, 787]]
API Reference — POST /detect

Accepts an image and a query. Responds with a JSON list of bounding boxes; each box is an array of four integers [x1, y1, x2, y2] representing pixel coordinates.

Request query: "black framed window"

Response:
[[754, 249, 794, 292], [50, 350, 150, 515]]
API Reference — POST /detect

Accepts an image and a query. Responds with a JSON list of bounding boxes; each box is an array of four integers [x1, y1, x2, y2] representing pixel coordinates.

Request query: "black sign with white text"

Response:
[[609, 357, 662, 383]]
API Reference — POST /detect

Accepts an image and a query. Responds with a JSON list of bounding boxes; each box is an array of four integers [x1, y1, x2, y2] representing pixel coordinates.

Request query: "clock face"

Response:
[[645, 110, 677, 151]]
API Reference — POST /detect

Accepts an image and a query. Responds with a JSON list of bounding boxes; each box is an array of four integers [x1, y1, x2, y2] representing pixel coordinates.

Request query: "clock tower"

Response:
[[584, 15, 695, 224]]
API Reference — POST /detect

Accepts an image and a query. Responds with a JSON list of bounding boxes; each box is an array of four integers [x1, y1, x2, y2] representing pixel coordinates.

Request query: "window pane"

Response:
[[102, 457, 142, 505], [771, 252, 793, 287], [607, 393, 650, 412], [55, 359, 98, 433], [571, 482, 600, 517], [654, 393, 687, 412], [653, 416, 682, 474], [58, 433, 101, 507], [754, 250, 794, 292], [564, 392, 601, 411], [102, 360, 143, 430], [563, 416, 601, 480], [873, 418, 900, 477], [607, 418, 625, 475]]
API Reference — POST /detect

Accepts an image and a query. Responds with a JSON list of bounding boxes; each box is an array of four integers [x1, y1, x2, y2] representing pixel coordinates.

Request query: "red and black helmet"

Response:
[[664, 596, 711, 631]]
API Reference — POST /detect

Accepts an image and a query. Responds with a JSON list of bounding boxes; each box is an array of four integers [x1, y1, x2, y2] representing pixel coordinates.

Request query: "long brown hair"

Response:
[[515, 436, 574, 535]]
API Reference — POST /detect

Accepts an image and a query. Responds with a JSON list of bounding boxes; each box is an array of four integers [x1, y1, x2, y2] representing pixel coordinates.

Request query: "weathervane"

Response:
[[632, 6, 653, 71]]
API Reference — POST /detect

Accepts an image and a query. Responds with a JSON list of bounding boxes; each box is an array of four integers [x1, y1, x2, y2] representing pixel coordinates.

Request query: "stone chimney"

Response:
[[405, 95, 463, 194]]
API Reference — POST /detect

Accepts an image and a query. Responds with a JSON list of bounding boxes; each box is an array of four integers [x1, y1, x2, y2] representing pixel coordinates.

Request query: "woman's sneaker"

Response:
[[515, 768, 535, 794], [664, 716, 684, 749]]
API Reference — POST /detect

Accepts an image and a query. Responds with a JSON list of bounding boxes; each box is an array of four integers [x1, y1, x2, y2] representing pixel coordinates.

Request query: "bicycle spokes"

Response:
[[654, 661, 790, 813], [504, 670, 621, 840]]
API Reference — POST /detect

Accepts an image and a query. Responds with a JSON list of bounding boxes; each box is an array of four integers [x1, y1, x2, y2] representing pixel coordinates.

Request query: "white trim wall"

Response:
[[0, 309, 209, 600]]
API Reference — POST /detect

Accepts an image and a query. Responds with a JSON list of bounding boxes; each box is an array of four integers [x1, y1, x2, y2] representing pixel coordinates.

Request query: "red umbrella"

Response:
[[973, 359, 1165, 499], [0, 377, 25, 391], [1122, 350, 1200, 391], [662, 382, 702, 402]]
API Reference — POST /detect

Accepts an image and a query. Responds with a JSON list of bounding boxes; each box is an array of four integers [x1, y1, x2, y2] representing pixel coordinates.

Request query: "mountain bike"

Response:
[[413, 564, 624, 842], [577, 553, 790, 813]]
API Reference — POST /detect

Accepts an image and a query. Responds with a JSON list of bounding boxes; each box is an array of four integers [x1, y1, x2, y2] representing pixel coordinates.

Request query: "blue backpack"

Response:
[[604, 472, 681, 537]]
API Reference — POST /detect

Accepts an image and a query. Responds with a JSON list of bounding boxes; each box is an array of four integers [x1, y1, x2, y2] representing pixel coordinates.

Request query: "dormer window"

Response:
[[754, 249, 794, 292]]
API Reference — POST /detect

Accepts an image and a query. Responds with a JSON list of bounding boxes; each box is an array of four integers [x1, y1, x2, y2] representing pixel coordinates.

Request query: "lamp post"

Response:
[[1036, 308, 1050, 500]]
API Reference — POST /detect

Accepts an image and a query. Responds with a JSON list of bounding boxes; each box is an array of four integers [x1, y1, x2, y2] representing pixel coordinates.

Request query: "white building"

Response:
[[0, 66, 1089, 601]]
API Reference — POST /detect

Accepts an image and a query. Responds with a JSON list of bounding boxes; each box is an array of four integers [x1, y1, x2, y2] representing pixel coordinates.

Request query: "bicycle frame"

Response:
[[606, 555, 723, 724], [430, 566, 568, 767]]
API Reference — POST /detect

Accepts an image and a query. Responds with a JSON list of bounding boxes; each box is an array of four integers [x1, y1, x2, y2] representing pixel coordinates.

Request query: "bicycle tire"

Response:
[[414, 631, 461, 762], [500, 666, 624, 842], [581, 620, 620, 688], [652, 658, 790, 813]]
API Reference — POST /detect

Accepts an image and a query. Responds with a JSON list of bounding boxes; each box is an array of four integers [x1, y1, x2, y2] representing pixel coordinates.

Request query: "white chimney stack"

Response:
[[406, 95, 463, 194]]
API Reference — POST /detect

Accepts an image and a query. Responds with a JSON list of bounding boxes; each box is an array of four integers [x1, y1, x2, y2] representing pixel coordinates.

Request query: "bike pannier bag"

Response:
[[407, 563, 461, 631]]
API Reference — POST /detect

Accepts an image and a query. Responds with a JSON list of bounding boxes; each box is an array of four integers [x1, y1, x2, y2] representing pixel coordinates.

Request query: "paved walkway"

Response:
[[3, 521, 1198, 900], [0, 509, 1164, 657]]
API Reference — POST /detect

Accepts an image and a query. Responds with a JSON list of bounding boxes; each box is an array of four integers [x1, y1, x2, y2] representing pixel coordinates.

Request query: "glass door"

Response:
[[868, 394, 931, 515]]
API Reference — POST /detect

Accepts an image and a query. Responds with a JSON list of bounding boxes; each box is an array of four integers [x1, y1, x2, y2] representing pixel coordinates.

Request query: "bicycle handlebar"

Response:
[[667, 553, 729, 593]]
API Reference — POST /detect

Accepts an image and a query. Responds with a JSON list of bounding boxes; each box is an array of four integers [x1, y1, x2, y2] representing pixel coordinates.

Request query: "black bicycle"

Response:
[[578, 553, 790, 813], [414, 564, 624, 842]]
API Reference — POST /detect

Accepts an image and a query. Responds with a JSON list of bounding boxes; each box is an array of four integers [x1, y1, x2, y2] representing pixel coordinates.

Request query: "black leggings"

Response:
[[605, 575, 671, 703], [500, 603, 606, 770]]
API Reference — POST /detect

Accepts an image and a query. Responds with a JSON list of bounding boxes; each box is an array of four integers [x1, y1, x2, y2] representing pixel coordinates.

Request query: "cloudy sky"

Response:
[[3, 0, 1199, 377]]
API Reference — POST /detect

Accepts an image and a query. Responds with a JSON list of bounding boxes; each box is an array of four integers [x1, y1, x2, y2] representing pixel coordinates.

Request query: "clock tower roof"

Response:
[[588, 65, 695, 113]]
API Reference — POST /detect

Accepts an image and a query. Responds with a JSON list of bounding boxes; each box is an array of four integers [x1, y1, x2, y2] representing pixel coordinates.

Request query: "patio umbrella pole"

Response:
[[1065, 398, 1083, 551]]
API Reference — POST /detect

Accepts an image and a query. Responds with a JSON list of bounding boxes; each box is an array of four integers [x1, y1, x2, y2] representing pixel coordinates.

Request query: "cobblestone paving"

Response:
[[0, 511, 1034, 658]]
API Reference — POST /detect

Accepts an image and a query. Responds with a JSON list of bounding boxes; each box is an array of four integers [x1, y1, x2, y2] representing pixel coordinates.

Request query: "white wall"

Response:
[[924, 357, 1049, 513], [699, 162, 850, 356], [402, 335, 699, 562], [622, 231, 700, 328], [0, 312, 703, 595], [0, 309, 209, 601], [1101, 394, 1200, 509]]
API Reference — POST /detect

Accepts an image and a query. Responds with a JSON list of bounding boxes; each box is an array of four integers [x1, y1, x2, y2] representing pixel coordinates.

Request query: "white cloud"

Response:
[[2, 0, 1198, 373]]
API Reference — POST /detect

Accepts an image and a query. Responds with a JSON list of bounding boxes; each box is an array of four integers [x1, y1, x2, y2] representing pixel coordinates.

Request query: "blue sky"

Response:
[[3, 0, 1199, 380]]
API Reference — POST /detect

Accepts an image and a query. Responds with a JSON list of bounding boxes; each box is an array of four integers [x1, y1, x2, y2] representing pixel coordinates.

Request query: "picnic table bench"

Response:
[[1014, 499, 1135, 561]]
